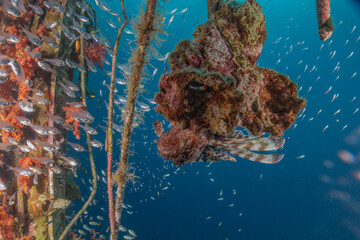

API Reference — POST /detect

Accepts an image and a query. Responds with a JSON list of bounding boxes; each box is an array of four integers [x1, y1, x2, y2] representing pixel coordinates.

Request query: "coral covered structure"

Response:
[[154, 0, 305, 166]]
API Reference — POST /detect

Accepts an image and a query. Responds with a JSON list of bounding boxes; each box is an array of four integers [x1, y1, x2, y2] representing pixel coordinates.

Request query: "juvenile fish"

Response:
[[26, 50, 42, 59], [62, 79, 79, 92], [79, 125, 98, 135], [48, 114, 64, 124], [48, 0, 64, 12], [67, 141, 87, 152], [58, 81, 76, 97], [42, 36, 59, 48], [28, 4, 44, 15], [58, 155, 77, 167], [43, 58, 65, 67], [0, 142, 17, 151], [8, 59, 25, 82], [29, 125, 49, 135], [0, 120, 16, 132], [59, 22, 75, 40], [21, 27, 42, 46], [87, 139, 103, 148], [0, 178, 7, 190], [13, 116, 32, 125], [8, 166, 33, 176], [29, 96, 49, 105], [37, 60, 55, 73], [0, 98, 10, 107], [18, 100, 35, 112]]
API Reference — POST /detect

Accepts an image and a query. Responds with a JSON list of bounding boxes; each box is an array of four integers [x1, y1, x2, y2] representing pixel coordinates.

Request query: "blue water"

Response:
[[68, 0, 360, 239]]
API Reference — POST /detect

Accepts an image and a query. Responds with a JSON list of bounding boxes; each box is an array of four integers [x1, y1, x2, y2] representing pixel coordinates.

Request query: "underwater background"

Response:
[[66, 0, 360, 239]]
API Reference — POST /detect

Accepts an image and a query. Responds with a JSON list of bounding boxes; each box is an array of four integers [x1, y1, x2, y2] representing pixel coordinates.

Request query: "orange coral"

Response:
[[63, 106, 81, 140], [36, 24, 46, 36], [0, 105, 24, 142], [18, 157, 44, 194], [0, 206, 14, 240], [18, 82, 30, 101], [4, 26, 39, 82], [16, 237, 34, 240]]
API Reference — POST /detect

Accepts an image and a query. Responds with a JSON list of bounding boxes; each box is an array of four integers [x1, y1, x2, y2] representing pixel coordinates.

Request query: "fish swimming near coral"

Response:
[[154, 0, 305, 165]]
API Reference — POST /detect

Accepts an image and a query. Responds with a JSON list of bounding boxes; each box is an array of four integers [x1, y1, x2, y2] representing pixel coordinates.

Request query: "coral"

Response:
[[83, 41, 106, 69], [154, 0, 305, 165], [36, 24, 46, 36], [63, 106, 81, 139], [0, 206, 14, 240], [316, 0, 334, 41], [4, 26, 39, 83], [155, 122, 209, 165], [0, 105, 24, 142], [16, 236, 34, 240], [18, 157, 44, 194]]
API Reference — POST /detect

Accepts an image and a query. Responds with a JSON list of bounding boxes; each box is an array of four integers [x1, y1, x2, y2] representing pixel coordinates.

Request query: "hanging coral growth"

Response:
[[154, 0, 305, 165], [316, 0, 334, 41], [113, 0, 159, 237], [84, 41, 106, 69]]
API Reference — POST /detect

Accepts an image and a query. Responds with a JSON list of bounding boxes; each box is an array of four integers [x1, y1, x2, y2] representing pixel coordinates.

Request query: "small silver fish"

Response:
[[58, 81, 76, 97], [30, 96, 49, 105], [0, 69, 8, 77], [0, 98, 10, 107], [18, 145, 31, 153], [0, 142, 17, 151], [30, 125, 49, 135], [48, 114, 64, 124], [8, 59, 25, 82], [0, 178, 7, 190], [37, 60, 55, 73], [67, 141, 87, 152], [17, 100, 35, 112], [62, 79, 79, 92], [123, 235, 134, 240], [65, 58, 77, 68], [22, 27, 42, 46], [9, 166, 34, 176], [42, 21, 57, 29], [58, 155, 77, 167], [28, 4, 44, 15], [26, 50, 42, 59], [13, 116, 32, 125], [59, 22, 76, 40], [87, 139, 103, 148], [75, 13, 89, 23], [42, 36, 59, 48], [61, 122, 75, 131], [43, 58, 65, 67]]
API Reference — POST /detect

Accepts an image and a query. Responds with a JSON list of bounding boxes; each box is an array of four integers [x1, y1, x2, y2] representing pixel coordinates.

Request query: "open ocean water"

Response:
[[67, 0, 360, 239]]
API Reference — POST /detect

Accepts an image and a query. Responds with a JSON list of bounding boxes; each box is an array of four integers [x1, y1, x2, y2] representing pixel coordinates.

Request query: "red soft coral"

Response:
[[84, 41, 106, 69]]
